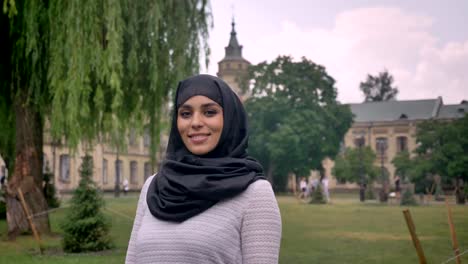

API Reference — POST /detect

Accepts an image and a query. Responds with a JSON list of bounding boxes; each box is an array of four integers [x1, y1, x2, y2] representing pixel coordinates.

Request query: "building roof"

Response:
[[349, 97, 468, 122], [437, 101, 468, 119], [219, 18, 250, 64], [349, 98, 442, 122]]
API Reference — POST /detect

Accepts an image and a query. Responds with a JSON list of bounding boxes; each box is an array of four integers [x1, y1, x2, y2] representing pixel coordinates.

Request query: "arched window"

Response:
[[375, 137, 388, 155], [102, 159, 108, 184], [60, 154, 70, 182], [396, 136, 408, 153], [130, 161, 138, 184], [115, 159, 123, 183]]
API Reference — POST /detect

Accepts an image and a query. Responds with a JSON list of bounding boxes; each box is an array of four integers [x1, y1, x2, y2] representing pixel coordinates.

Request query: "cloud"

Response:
[[208, 7, 468, 104]]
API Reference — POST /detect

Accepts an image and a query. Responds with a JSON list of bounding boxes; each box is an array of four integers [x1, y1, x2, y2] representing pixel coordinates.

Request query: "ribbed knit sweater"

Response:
[[126, 176, 282, 264]]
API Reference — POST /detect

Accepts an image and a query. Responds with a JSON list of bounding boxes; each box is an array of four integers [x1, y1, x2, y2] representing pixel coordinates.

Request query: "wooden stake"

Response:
[[17, 188, 44, 254], [403, 209, 427, 264], [445, 199, 461, 264]]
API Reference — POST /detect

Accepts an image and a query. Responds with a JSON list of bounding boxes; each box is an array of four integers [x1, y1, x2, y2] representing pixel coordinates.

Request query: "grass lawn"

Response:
[[1, 193, 467, 263]]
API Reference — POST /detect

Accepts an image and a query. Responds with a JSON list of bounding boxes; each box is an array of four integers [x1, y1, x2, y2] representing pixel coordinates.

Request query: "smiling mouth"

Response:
[[189, 134, 209, 144]]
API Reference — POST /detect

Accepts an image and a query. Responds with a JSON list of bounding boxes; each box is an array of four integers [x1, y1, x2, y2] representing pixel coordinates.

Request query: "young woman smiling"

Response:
[[126, 74, 282, 264]]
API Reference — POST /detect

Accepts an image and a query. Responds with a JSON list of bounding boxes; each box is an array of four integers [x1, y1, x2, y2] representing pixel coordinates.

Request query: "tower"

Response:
[[217, 18, 250, 101]]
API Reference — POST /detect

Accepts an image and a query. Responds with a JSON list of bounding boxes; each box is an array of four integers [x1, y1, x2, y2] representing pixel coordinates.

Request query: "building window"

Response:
[[144, 128, 151, 147], [238, 63, 242, 69], [130, 161, 137, 184], [115, 159, 123, 183], [375, 137, 388, 155], [144, 162, 151, 181], [129, 129, 137, 146], [396, 136, 408, 153], [59, 154, 70, 182], [226, 63, 230, 69], [43, 153, 49, 173], [354, 137, 365, 147], [102, 159, 108, 184]]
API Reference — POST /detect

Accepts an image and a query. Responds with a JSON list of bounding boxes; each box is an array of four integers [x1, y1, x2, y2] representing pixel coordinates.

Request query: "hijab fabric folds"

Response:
[[146, 74, 265, 222]]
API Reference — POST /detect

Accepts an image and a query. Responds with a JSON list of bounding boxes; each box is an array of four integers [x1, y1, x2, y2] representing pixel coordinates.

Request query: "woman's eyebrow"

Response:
[[201, 103, 221, 108]]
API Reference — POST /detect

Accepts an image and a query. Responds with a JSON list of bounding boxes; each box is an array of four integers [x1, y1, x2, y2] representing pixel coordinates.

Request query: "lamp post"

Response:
[[354, 131, 366, 202], [376, 138, 388, 202]]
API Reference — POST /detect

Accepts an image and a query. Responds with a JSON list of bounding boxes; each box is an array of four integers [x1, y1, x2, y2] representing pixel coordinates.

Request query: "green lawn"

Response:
[[1, 194, 467, 263]]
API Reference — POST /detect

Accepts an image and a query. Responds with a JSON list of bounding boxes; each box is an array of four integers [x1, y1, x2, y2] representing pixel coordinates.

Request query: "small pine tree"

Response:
[[61, 155, 113, 252], [400, 188, 418, 206], [309, 184, 326, 204]]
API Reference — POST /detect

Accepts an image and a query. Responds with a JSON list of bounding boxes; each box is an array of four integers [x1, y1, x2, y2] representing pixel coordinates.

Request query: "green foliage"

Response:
[[359, 69, 398, 102], [392, 151, 411, 181], [309, 184, 326, 204], [0, 189, 5, 219], [61, 155, 113, 253], [434, 183, 444, 201], [1, 0, 211, 174], [333, 146, 379, 185], [414, 115, 468, 203], [365, 185, 376, 200], [400, 188, 418, 206], [244, 56, 353, 190]]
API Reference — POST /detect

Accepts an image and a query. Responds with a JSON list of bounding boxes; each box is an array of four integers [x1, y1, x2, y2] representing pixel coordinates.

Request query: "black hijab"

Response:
[[146, 74, 265, 222]]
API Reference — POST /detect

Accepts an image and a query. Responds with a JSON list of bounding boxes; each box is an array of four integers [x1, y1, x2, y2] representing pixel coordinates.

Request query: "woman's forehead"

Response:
[[178, 95, 222, 108]]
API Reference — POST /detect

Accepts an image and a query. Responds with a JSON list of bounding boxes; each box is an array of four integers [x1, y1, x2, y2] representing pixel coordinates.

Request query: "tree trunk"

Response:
[[266, 162, 274, 188], [6, 92, 50, 239]]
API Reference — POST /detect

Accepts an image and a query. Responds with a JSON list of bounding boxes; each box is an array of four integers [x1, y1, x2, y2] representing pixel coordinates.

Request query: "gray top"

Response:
[[126, 176, 282, 264]]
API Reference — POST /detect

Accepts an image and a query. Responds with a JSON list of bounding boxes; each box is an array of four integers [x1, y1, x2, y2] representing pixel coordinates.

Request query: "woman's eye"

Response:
[[205, 109, 218, 117], [179, 111, 191, 118]]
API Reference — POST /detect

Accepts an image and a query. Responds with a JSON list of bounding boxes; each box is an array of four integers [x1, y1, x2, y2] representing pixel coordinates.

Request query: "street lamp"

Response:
[[376, 138, 388, 202], [354, 131, 366, 202]]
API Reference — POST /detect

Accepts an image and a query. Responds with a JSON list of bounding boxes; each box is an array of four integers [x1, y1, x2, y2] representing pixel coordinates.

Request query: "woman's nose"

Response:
[[191, 112, 203, 128]]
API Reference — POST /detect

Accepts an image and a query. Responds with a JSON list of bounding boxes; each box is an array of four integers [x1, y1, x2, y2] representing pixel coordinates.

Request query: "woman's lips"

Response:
[[189, 134, 209, 144]]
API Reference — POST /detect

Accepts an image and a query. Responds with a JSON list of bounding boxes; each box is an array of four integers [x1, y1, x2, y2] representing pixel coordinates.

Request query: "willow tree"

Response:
[[1, 0, 210, 238]]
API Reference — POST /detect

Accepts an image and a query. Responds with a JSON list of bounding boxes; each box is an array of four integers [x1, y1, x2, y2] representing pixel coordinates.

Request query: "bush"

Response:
[[43, 171, 60, 208], [400, 188, 418, 206], [0, 200, 5, 220], [365, 186, 376, 200], [61, 155, 113, 253], [309, 184, 326, 204], [434, 183, 444, 201]]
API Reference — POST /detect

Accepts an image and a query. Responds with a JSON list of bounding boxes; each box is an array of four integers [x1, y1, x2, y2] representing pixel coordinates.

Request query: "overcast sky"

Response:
[[202, 0, 468, 104]]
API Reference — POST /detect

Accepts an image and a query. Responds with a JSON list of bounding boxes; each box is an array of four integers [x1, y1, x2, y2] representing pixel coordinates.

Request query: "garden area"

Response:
[[1, 193, 467, 264]]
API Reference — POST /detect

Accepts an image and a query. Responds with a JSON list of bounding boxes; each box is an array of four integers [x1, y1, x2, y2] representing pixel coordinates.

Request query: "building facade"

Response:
[[321, 97, 468, 189]]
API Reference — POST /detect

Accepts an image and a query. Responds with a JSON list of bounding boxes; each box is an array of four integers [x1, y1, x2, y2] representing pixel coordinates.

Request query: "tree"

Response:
[[333, 146, 379, 201], [243, 56, 353, 191], [391, 151, 411, 182], [414, 115, 468, 204], [61, 155, 113, 252], [359, 69, 398, 102], [1, 0, 210, 238]]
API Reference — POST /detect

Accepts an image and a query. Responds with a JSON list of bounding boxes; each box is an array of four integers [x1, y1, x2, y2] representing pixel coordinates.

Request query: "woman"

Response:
[[126, 74, 282, 264]]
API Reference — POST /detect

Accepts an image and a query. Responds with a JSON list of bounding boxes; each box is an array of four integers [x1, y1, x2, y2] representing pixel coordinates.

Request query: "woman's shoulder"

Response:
[[243, 179, 274, 197], [141, 174, 157, 193]]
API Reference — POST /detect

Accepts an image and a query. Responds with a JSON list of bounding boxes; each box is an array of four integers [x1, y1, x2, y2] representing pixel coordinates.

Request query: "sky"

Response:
[[202, 0, 468, 104]]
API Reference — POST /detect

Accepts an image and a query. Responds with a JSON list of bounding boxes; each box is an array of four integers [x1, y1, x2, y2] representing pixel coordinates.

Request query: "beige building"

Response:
[[320, 97, 468, 189], [43, 130, 154, 193]]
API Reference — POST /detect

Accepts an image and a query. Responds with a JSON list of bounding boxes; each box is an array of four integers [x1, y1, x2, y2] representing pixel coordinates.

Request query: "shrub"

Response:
[[61, 155, 113, 252], [43, 170, 60, 208], [400, 188, 418, 206], [309, 184, 326, 204]]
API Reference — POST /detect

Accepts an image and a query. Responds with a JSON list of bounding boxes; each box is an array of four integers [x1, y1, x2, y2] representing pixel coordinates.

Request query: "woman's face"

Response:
[[177, 95, 224, 155]]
